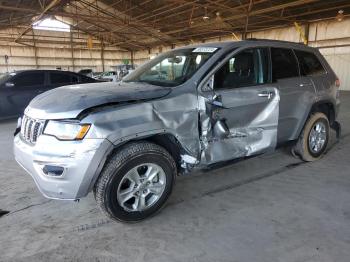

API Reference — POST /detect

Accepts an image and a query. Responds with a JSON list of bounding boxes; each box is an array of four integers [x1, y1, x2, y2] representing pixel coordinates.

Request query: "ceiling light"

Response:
[[203, 7, 210, 20], [215, 11, 223, 23], [336, 10, 344, 22]]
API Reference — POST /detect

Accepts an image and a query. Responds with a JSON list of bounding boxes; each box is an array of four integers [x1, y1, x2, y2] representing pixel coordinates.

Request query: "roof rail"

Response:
[[245, 38, 306, 45]]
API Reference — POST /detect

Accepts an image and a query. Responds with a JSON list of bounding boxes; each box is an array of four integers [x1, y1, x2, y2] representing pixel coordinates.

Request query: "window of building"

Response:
[[33, 18, 70, 32]]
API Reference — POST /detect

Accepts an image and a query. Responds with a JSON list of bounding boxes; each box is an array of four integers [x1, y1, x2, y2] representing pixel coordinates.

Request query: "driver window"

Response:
[[214, 48, 269, 90]]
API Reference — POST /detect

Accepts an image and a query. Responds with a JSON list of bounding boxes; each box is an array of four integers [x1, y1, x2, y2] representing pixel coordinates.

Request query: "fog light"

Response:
[[42, 165, 64, 177]]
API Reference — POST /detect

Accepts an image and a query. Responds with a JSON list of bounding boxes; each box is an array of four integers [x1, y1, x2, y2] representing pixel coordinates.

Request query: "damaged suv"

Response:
[[14, 40, 341, 222]]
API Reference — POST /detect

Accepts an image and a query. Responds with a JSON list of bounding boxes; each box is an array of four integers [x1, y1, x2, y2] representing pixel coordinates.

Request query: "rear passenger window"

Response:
[[71, 75, 79, 83], [13, 72, 45, 87], [214, 48, 269, 89], [271, 48, 299, 80], [294, 50, 326, 76], [50, 73, 73, 85], [80, 75, 94, 83]]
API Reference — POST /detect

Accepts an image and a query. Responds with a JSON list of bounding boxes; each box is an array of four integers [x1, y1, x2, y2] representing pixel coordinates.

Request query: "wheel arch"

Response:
[[309, 101, 335, 125], [144, 133, 183, 170], [296, 100, 335, 139], [89, 132, 189, 193]]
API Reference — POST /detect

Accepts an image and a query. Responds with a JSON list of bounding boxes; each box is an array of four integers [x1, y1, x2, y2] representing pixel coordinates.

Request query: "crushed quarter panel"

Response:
[[83, 90, 201, 158]]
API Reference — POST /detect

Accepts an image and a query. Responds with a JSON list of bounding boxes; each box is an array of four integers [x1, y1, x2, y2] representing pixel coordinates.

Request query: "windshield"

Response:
[[123, 47, 218, 87]]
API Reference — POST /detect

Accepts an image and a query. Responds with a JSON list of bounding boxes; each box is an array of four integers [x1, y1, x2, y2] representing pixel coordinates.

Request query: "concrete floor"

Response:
[[1, 92, 350, 262]]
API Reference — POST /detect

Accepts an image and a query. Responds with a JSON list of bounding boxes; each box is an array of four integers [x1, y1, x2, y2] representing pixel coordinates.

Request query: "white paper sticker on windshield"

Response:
[[192, 47, 218, 53]]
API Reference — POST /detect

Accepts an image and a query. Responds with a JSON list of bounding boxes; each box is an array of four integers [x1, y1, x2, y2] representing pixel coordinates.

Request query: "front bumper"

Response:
[[14, 134, 112, 200]]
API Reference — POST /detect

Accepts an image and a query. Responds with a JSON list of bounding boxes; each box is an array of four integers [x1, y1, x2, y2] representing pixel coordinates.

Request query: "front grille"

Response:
[[20, 115, 45, 144]]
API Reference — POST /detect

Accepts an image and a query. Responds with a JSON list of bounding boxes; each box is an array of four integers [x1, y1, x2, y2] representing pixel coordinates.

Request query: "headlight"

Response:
[[44, 121, 91, 141]]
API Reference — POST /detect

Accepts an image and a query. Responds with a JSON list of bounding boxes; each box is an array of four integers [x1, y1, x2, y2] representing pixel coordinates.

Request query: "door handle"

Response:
[[299, 83, 312, 87], [258, 91, 274, 99]]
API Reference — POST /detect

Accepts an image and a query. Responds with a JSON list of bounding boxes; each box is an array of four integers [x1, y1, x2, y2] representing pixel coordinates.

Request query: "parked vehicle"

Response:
[[78, 69, 105, 80], [78, 68, 93, 77], [14, 40, 341, 222], [113, 64, 135, 81], [98, 71, 118, 82], [0, 70, 99, 120]]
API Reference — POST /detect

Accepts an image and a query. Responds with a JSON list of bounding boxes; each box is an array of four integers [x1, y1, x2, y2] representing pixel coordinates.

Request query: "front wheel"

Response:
[[293, 112, 330, 162], [94, 141, 176, 222]]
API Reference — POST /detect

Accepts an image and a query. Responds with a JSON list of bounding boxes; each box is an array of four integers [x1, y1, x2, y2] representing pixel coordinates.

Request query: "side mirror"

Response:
[[5, 82, 14, 87], [168, 56, 183, 64]]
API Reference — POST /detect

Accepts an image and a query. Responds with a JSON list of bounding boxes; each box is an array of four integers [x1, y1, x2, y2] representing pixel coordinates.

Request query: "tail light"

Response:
[[335, 78, 341, 88]]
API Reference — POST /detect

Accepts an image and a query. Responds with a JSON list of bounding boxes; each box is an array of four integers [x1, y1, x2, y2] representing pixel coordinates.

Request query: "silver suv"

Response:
[[14, 40, 341, 222]]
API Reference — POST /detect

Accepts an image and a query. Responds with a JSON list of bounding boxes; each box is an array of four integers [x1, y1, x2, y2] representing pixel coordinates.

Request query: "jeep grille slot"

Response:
[[21, 116, 45, 144]]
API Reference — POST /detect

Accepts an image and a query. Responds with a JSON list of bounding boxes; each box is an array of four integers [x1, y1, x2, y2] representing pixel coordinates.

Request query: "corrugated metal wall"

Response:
[[0, 28, 131, 73], [308, 20, 350, 91], [1, 18, 349, 90], [323, 53, 350, 90]]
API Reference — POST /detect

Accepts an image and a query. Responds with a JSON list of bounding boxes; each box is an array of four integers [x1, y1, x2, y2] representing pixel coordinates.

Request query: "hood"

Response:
[[25, 81, 171, 120]]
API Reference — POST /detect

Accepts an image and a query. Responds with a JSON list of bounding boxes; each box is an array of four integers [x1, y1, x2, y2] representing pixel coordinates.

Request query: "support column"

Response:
[[101, 40, 105, 72], [130, 50, 134, 67], [70, 31, 75, 71], [305, 23, 310, 45], [243, 0, 253, 40], [32, 29, 38, 69]]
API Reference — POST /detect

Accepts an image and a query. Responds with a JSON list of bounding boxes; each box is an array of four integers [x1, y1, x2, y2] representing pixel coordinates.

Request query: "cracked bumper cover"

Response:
[[14, 134, 112, 200]]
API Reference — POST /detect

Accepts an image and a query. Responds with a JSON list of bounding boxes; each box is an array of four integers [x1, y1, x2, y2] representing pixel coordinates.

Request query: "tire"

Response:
[[293, 112, 330, 162], [94, 141, 176, 222]]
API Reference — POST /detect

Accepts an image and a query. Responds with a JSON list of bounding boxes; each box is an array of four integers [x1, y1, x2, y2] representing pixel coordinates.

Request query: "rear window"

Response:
[[13, 72, 45, 87], [80, 75, 95, 83], [50, 72, 76, 85], [294, 50, 326, 76], [271, 48, 299, 80]]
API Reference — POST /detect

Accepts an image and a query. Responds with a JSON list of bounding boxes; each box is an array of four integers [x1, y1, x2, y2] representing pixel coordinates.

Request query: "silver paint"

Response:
[[14, 40, 340, 200]]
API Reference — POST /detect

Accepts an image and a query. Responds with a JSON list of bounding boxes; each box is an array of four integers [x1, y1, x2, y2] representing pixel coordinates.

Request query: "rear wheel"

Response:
[[94, 141, 176, 222], [293, 112, 329, 162]]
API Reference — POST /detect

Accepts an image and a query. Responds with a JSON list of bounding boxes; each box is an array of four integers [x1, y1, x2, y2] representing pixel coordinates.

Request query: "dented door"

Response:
[[198, 47, 280, 165], [200, 86, 280, 164]]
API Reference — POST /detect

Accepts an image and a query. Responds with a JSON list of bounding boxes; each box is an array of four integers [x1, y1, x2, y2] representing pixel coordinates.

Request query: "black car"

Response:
[[0, 70, 99, 120]]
